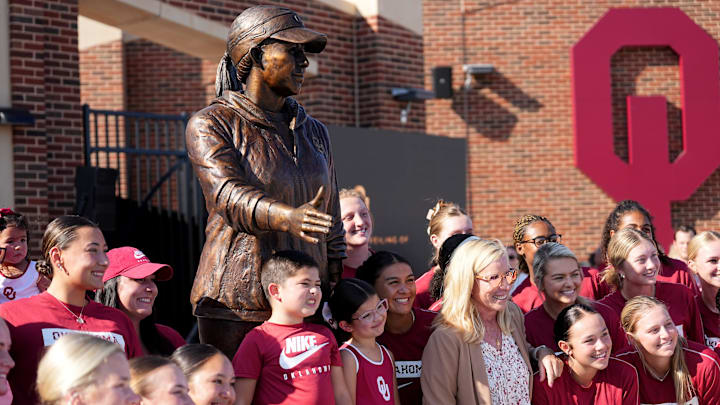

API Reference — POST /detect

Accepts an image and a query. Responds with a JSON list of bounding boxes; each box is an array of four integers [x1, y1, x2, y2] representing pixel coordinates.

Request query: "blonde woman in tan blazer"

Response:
[[421, 238, 562, 404]]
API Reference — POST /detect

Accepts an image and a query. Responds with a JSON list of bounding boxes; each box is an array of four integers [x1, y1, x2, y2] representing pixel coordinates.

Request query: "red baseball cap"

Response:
[[103, 246, 173, 282]]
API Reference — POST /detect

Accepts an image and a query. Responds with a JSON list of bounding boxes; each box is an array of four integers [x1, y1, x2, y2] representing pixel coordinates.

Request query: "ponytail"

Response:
[[214, 52, 242, 97]]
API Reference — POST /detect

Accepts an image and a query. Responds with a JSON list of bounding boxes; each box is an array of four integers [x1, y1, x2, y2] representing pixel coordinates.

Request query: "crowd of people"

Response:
[[1, 194, 720, 404]]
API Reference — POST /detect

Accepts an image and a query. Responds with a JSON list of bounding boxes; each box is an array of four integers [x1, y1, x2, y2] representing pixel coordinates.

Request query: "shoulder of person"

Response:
[[415, 307, 438, 323], [684, 340, 720, 366], [657, 280, 693, 295]]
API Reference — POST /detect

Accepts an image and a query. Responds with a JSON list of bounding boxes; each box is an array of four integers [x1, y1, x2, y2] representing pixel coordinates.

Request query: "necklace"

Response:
[[54, 296, 86, 324], [646, 365, 670, 381]]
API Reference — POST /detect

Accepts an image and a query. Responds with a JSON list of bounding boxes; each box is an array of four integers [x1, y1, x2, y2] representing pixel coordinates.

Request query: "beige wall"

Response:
[[0, 0, 14, 208]]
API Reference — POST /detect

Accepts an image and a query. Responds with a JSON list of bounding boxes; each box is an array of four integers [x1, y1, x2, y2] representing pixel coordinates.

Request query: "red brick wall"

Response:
[[423, 1, 720, 259], [10, 0, 82, 252], [79, 40, 125, 110]]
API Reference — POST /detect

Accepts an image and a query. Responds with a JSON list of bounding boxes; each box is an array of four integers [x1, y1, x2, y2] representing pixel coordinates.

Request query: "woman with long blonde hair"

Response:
[[687, 231, 720, 353], [421, 238, 562, 404], [598, 228, 704, 353], [36, 333, 140, 405], [616, 296, 720, 404]]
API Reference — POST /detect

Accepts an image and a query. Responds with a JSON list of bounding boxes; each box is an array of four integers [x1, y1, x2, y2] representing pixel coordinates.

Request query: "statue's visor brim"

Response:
[[271, 27, 327, 53]]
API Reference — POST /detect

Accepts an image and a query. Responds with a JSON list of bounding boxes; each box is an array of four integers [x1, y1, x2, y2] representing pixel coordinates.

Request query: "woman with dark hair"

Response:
[[427, 233, 478, 312], [0, 215, 141, 404], [582, 199, 697, 300], [616, 296, 720, 404], [532, 303, 639, 404], [325, 278, 400, 405], [356, 251, 435, 405], [414, 200, 473, 309], [95, 246, 185, 355], [172, 344, 235, 405]]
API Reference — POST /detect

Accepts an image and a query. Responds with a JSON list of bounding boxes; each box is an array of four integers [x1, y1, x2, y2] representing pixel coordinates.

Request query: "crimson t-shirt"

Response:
[[580, 258, 699, 300], [156, 324, 186, 350], [413, 266, 437, 310], [615, 341, 720, 405], [511, 277, 543, 314], [695, 294, 720, 356], [599, 282, 705, 353], [531, 357, 640, 405], [524, 301, 624, 354], [377, 308, 435, 405], [233, 322, 342, 405], [0, 292, 141, 405]]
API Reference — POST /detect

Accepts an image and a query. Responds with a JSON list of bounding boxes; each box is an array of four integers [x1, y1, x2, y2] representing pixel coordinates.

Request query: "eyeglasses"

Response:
[[476, 269, 517, 287], [352, 298, 389, 323], [519, 234, 562, 248]]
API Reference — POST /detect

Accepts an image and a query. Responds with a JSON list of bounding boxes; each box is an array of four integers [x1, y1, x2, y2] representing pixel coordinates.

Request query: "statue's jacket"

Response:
[[185, 90, 345, 322]]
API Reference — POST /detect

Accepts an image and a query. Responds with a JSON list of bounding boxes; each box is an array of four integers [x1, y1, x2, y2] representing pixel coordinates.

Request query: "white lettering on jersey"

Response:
[[377, 376, 391, 401], [41, 328, 126, 350], [706, 335, 720, 349], [641, 396, 698, 405], [394, 360, 421, 378]]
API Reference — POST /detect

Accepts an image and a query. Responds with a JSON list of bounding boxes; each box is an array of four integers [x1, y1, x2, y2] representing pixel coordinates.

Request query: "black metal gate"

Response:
[[82, 104, 205, 337]]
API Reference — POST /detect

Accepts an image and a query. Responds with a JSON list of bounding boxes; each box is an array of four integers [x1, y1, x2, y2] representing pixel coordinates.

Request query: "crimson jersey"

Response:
[[532, 357, 640, 405], [599, 282, 705, 353], [342, 264, 357, 279], [0, 292, 141, 405], [524, 300, 624, 354], [341, 343, 395, 405], [580, 258, 699, 300], [695, 294, 720, 356], [616, 341, 720, 405], [413, 266, 437, 310], [233, 322, 342, 405], [377, 308, 435, 405]]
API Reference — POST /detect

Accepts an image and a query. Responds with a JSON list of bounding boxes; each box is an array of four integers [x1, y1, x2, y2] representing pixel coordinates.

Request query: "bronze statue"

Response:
[[185, 5, 345, 358]]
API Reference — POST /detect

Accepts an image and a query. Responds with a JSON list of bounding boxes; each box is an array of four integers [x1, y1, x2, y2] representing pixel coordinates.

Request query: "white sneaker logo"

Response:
[[279, 342, 329, 370]]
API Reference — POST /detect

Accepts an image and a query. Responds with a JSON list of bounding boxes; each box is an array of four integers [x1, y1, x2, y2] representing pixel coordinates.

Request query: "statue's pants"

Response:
[[197, 317, 261, 360]]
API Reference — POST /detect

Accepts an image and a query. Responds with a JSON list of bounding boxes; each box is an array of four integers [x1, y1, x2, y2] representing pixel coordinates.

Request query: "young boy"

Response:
[[233, 250, 351, 405]]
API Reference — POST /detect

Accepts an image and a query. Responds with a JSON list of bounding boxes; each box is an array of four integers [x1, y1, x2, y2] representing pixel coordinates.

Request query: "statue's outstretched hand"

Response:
[[282, 186, 333, 244]]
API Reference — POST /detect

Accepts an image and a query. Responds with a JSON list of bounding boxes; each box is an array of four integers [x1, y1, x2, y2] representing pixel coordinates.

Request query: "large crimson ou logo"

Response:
[[572, 8, 720, 247]]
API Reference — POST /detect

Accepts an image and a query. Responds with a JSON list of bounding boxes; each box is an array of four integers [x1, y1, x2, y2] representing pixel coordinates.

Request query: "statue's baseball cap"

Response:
[[103, 246, 173, 282], [227, 5, 327, 62]]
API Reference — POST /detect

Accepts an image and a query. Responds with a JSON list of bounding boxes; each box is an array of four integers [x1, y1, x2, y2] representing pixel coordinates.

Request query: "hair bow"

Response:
[[0, 208, 15, 217]]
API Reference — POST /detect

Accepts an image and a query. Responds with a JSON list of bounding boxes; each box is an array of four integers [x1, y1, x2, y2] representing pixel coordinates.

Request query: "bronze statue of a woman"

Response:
[[185, 5, 345, 357]]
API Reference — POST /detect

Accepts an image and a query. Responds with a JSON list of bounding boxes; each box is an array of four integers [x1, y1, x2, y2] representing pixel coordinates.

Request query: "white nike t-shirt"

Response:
[[233, 321, 341, 405]]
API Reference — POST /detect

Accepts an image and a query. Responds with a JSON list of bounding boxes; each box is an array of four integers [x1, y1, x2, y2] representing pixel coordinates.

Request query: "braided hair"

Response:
[[599, 200, 670, 266], [512, 214, 555, 273]]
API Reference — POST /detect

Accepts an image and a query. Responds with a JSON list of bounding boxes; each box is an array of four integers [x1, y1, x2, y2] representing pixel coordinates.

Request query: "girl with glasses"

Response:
[[599, 228, 704, 353], [421, 238, 562, 405], [524, 243, 624, 354], [582, 200, 697, 300], [356, 251, 435, 405], [325, 278, 400, 405]]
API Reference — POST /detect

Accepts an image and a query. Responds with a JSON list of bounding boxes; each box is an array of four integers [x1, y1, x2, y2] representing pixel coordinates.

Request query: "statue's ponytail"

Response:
[[215, 52, 242, 98]]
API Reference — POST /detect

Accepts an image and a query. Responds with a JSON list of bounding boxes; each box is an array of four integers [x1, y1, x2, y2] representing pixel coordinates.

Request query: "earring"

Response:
[[58, 263, 68, 275]]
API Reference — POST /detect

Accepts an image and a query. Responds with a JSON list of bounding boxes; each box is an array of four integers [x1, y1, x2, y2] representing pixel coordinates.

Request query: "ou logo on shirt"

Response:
[[376, 376, 390, 402]]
